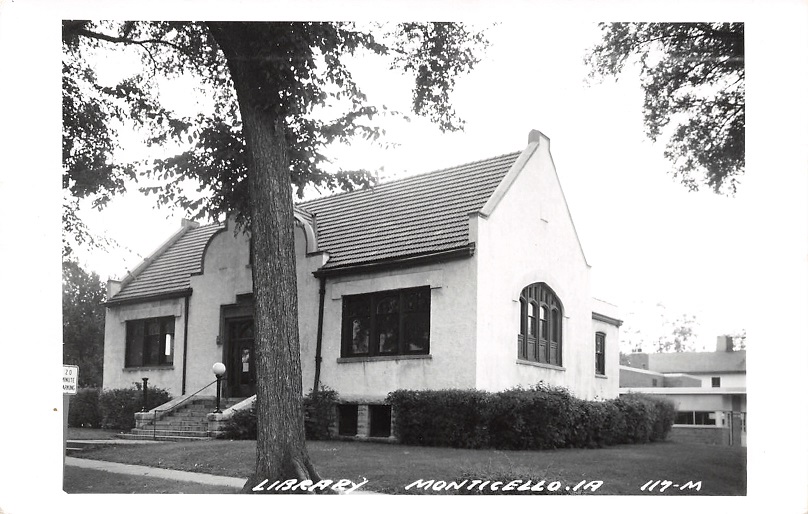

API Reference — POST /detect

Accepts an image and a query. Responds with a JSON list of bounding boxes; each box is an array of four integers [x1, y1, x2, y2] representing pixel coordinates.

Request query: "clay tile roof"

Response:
[[107, 151, 520, 303], [109, 222, 224, 303], [299, 151, 520, 268]]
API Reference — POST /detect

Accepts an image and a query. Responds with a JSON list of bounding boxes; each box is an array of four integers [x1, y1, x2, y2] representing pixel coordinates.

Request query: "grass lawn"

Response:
[[63, 466, 238, 494], [70, 436, 746, 495], [67, 427, 129, 440]]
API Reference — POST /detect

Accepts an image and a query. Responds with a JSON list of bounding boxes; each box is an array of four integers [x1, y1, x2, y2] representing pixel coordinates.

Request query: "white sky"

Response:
[[72, 18, 749, 350], [0, 0, 806, 512]]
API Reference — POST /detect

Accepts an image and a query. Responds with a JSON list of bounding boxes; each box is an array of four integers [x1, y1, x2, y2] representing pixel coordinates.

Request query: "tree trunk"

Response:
[[207, 22, 320, 493]]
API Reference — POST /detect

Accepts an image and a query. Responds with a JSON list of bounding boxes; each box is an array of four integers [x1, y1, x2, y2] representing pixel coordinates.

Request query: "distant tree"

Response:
[[654, 313, 699, 353], [728, 329, 746, 350], [620, 302, 701, 354], [63, 20, 488, 491], [63, 260, 106, 387], [586, 23, 744, 194]]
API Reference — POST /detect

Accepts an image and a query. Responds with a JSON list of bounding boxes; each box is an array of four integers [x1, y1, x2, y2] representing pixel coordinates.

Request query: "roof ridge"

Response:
[[298, 150, 521, 207]]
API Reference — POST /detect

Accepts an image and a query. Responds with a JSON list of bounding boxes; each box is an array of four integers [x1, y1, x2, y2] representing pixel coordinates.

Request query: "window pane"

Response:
[[126, 321, 145, 367], [402, 312, 429, 352], [403, 289, 429, 312], [376, 296, 398, 315], [345, 296, 371, 317], [350, 318, 370, 354], [519, 298, 527, 336], [540, 306, 548, 340], [551, 309, 560, 342], [376, 314, 399, 353], [145, 334, 161, 365], [147, 320, 161, 335], [529, 303, 538, 336]]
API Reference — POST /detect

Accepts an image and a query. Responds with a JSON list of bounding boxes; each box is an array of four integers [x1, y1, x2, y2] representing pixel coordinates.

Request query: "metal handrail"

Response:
[[150, 378, 220, 440]]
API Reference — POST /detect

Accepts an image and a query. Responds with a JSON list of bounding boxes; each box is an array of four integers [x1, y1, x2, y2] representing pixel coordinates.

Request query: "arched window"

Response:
[[518, 283, 563, 366]]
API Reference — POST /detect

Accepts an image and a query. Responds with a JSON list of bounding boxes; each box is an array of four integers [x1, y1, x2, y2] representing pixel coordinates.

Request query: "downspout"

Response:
[[312, 275, 326, 395], [181, 295, 190, 395]]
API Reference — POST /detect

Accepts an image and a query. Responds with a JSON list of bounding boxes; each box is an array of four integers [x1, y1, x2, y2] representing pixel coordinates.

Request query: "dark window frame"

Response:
[[674, 410, 718, 426], [341, 286, 431, 358], [711, 376, 721, 388], [125, 316, 175, 368], [595, 332, 606, 375], [518, 283, 563, 366]]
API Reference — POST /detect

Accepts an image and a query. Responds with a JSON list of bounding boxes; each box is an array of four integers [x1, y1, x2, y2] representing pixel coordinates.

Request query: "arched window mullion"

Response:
[[517, 282, 563, 366]]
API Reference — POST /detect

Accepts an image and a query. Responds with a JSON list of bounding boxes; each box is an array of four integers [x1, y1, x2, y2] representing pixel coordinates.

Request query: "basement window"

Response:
[[338, 404, 358, 436], [369, 405, 392, 437]]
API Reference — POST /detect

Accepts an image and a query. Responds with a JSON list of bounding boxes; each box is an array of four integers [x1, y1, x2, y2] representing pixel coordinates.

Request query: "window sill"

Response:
[[123, 366, 175, 372], [337, 355, 432, 364], [672, 424, 721, 429], [595, 373, 608, 379], [516, 360, 565, 371]]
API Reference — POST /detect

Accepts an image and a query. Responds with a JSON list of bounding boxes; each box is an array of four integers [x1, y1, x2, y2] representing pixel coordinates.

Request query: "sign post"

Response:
[[63, 365, 78, 481]]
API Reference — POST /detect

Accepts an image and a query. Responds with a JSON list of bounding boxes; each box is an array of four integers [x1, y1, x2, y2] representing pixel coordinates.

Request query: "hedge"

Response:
[[98, 384, 172, 430], [387, 384, 675, 450], [68, 388, 102, 428]]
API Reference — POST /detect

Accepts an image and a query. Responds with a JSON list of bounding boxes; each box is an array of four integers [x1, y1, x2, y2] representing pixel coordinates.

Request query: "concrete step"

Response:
[[131, 428, 210, 437], [118, 432, 212, 442]]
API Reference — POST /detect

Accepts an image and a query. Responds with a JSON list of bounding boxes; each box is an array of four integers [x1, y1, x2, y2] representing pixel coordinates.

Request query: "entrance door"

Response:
[[226, 317, 256, 398]]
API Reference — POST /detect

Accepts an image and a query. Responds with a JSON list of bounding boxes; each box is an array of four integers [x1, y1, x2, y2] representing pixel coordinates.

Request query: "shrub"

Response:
[[304, 386, 339, 440], [388, 385, 675, 450], [388, 389, 489, 448], [220, 405, 258, 440], [68, 387, 102, 428], [98, 384, 172, 430], [220, 387, 342, 440]]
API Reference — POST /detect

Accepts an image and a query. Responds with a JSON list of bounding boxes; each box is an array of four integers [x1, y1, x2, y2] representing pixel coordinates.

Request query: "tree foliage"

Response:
[[587, 23, 744, 194], [62, 21, 488, 232], [62, 260, 106, 387]]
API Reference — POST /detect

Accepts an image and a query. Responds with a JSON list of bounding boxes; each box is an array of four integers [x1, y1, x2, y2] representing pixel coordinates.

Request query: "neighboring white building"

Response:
[[620, 336, 746, 446], [102, 129, 622, 438]]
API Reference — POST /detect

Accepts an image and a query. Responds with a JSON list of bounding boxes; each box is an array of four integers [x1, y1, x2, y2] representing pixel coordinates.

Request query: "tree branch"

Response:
[[72, 26, 184, 52]]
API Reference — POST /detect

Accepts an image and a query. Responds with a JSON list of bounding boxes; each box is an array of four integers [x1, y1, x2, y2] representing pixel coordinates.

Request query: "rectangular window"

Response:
[[674, 411, 718, 426], [341, 287, 430, 358], [125, 317, 175, 368], [595, 332, 606, 375], [711, 376, 721, 388]]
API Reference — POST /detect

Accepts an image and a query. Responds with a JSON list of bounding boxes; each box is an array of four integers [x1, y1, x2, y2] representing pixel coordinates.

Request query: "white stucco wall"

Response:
[[313, 257, 478, 402], [472, 133, 619, 399], [102, 297, 186, 394], [184, 222, 252, 394], [689, 372, 747, 388]]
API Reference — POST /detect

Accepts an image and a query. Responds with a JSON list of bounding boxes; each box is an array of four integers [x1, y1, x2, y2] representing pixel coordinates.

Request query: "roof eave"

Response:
[[104, 288, 193, 307], [313, 244, 475, 279]]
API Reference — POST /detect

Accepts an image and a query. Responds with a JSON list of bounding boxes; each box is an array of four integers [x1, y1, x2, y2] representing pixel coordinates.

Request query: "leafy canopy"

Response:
[[587, 23, 744, 195], [62, 21, 489, 242]]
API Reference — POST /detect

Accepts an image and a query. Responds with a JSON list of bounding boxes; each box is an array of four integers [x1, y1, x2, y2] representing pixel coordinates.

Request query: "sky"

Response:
[[70, 18, 750, 351], [0, 0, 806, 512]]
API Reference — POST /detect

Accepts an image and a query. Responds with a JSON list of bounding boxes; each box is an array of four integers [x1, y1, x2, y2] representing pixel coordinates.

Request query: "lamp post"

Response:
[[212, 362, 226, 413], [141, 377, 149, 412]]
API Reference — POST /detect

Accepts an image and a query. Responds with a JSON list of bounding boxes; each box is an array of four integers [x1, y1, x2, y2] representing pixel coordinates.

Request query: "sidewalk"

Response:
[[66, 457, 246, 488], [65, 458, 382, 494]]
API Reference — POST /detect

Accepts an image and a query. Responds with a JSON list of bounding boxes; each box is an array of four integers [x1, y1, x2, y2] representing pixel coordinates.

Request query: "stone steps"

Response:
[[126, 397, 247, 441]]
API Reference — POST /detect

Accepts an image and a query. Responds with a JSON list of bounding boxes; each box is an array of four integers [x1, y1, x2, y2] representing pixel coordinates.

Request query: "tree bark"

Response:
[[207, 22, 320, 493]]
